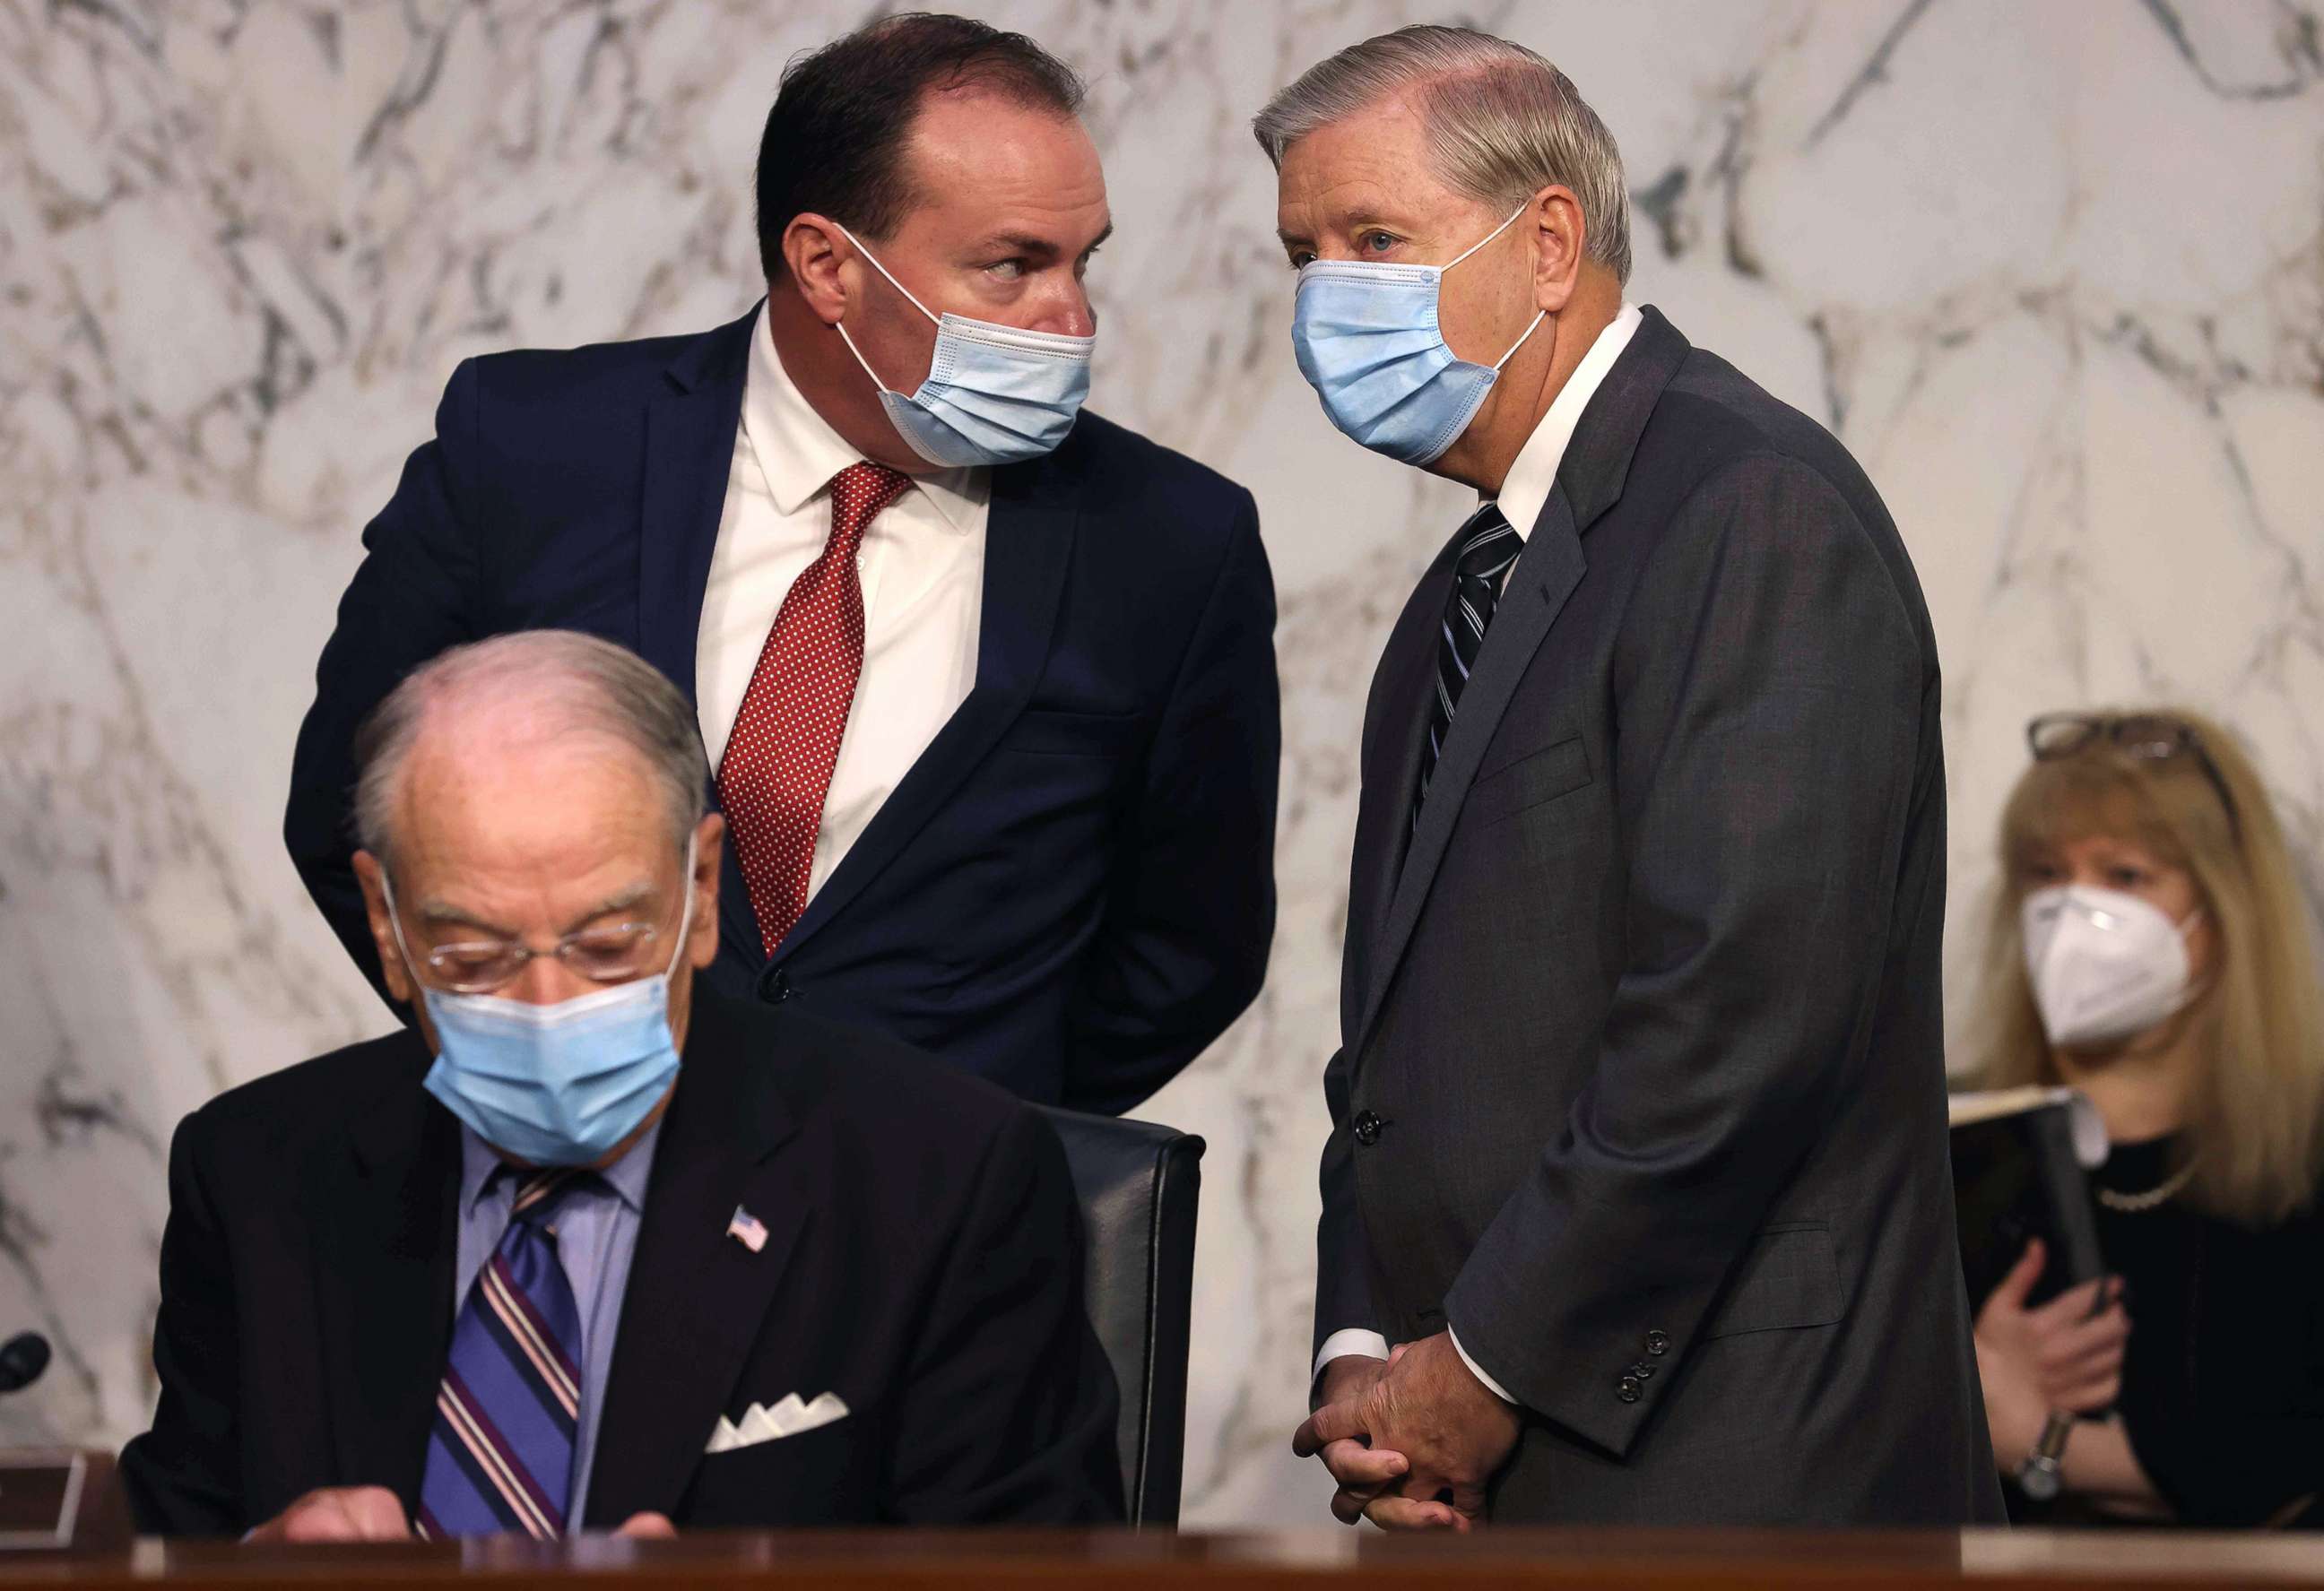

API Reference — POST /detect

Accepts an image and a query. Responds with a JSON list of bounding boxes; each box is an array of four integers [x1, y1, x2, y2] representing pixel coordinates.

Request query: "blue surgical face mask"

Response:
[[384, 841, 697, 1167], [1291, 203, 1546, 466], [833, 225, 1095, 469]]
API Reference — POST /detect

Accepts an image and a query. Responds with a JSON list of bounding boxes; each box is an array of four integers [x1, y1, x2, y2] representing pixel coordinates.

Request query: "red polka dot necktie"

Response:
[[717, 460, 913, 955]]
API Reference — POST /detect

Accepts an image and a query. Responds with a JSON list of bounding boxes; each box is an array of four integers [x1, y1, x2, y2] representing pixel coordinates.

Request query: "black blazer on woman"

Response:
[[1999, 1134, 2324, 1528]]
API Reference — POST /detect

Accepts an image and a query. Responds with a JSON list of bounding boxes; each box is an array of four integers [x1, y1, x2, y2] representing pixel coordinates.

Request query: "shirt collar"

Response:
[[459, 1110, 665, 1218], [1490, 301, 1643, 542], [741, 299, 987, 536]]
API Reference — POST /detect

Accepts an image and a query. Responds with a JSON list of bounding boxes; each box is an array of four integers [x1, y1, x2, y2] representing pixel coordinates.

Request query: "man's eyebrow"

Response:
[[560, 881, 657, 936], [979, 231, 1064, 259], [969, 223, 1114, 263], [416, 901, 518, 938], [414, 881, 658, 940]]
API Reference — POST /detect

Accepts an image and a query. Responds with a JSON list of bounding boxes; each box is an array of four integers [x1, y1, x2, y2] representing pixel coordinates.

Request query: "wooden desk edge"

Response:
[[4, 1528, 2322, 1588]]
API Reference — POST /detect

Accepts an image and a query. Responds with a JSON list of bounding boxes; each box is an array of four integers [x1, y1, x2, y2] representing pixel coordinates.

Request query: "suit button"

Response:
[[1627, 1362, 1654, 1380], [1617, 1375, 1643, 1404], [1353, 1111, 1383, 1146], [1645, 1330, 1669, 1357], [761, 966, 792, 1004]]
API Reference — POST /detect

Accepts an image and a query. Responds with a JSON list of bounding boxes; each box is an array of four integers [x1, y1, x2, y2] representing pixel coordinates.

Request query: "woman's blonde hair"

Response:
[[1972, 707, 2324, 1224]]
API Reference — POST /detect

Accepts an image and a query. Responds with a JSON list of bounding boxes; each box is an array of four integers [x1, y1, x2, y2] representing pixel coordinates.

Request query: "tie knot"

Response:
[[1453, 505, 1521, 582], [501, 1166, 596, 1228], [827, 460, 914, 549]]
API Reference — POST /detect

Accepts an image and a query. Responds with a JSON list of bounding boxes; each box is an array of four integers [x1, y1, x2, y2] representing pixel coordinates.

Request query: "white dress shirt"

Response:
[[1314, 302, 1643, 1406], [695, 303, 989, 904], [1491, 300, 1643, 552]]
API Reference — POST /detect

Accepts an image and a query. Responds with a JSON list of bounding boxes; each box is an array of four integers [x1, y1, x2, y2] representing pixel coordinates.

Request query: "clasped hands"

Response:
[[1293, 1331, 1522, 1531]]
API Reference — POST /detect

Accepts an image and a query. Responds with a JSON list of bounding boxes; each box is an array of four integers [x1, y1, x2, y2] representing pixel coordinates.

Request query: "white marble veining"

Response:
[[2, 0, 2319, 1528]]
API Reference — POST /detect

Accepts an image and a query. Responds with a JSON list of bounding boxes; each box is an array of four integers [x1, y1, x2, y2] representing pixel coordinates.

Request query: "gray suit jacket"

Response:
[[1318, 307, 2005, 1525]]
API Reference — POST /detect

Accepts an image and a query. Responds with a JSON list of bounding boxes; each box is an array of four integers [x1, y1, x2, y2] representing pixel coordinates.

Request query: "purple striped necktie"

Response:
[[418, 1167, 594, 1540]]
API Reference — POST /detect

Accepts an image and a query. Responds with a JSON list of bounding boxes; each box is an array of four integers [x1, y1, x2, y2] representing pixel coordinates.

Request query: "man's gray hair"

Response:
[[352, 630, 707, 869], [1253, 24, 1632, 286]]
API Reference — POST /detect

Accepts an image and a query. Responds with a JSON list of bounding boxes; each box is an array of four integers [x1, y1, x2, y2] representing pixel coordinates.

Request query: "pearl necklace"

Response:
[[2096, 1159, 2198, 1214]]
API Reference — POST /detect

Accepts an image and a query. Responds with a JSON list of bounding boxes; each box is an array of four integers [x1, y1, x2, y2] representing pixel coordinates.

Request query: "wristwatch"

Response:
[[2017, 1411, 2076, 1500]]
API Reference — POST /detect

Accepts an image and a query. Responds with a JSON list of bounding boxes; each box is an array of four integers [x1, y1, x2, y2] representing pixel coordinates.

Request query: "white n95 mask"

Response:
[[2021, 884, 2200, 1050]]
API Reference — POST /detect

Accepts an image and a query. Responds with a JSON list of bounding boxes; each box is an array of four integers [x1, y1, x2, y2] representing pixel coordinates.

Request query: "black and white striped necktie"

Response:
[[1413, 502, 1522, 829]]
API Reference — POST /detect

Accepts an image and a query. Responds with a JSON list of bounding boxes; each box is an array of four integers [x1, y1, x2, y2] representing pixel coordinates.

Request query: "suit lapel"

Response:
[[1357, 491, 1587, 1048], [1351, 307, 1695, 1051], [767, 445, 1078, 962], [585, 993, 806, 1526], [635, 307, 757, 705], [1340, 536, 1461, 1043], [715, 796, 764, 966], [631, 304, 802, 964], [316, 1045, 459, 1512]]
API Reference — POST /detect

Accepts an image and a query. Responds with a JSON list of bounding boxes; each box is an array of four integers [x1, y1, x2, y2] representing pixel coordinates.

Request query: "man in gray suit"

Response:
[[1259, 27, 2004, 1527]]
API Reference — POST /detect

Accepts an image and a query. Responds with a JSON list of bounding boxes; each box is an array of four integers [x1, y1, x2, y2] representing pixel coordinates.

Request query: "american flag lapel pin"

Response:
[[726, 1205, 768, 1254]]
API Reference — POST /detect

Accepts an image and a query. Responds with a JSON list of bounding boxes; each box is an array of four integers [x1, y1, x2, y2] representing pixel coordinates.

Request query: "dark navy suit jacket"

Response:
[[285, 307, 1279, 1112]]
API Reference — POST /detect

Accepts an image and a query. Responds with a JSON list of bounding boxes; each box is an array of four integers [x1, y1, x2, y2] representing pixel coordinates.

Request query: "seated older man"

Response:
[[119, 631, 1122, 1538]]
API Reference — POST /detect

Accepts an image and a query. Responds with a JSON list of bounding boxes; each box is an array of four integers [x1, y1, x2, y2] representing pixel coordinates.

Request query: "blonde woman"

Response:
[[1969, 709, 2324, 1527]]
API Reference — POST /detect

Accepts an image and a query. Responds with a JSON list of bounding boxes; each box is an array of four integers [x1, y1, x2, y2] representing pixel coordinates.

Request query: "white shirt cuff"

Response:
[[1450, 1326, 1518, 1405], [1312, 1327, 1392, 1388]]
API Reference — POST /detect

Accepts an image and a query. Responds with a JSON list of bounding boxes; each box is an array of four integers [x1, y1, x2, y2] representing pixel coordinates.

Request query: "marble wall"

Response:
[[3, 0, 2319, 1528]]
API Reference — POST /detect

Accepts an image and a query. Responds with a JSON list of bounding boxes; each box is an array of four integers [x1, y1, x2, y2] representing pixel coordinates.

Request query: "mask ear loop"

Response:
[[830, 222, 942, 400], [377, 869, 429, 992], [1443, 203, 1531, 271], [836, 224, 941, 324], [1492, 311, 1548, 370], [661, 832, 700, 981], [1444, 203, 1549, 371]]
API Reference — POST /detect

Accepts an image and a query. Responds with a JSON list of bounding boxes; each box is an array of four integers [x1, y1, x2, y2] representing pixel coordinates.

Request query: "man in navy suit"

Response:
[[286, 14, 1279, 1113]]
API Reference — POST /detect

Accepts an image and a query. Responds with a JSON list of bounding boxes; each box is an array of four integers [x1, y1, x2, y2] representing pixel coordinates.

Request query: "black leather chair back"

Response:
[[1034, 1107, 1204, 1527]]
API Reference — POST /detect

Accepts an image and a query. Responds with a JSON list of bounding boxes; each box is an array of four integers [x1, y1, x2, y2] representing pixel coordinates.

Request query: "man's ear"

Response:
[[781, 214, 853, 326], [352, 850, 413, 1006], [1527, 184, 1586, 315], [687, 814, 725, 972]]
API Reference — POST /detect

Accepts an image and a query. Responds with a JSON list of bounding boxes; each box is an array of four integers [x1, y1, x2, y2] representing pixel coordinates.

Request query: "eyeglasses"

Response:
[[379, 833, 701, 997], [2025, 712, 2242, 840], [378, 875, 681, 996], [412, 921, 668, 996]]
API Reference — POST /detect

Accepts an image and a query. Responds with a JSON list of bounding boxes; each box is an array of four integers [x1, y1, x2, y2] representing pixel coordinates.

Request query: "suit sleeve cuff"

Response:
[[1449, 1325, 1519, 1405], [1312, 1327, 1392, 1388]]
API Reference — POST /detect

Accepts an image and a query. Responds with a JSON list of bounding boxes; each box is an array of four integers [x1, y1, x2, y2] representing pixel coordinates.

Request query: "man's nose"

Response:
[[506, 949, 596, 1007], [1026, 279, 1096, 338]]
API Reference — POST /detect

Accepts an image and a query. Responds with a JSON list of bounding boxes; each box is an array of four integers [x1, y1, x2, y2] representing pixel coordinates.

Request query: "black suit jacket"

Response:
[[118, 987, 1124, 1534], [1319, 307, 2005, 1525], [284, 307, 1279, 1112]]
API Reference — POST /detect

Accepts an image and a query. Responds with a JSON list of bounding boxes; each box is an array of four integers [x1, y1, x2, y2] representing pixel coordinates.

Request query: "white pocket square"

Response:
[[706, 1392, 850, 1453]]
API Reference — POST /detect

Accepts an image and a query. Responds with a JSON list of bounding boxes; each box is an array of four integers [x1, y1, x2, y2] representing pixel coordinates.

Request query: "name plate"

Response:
[[0, 1450, 86, 1550]]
